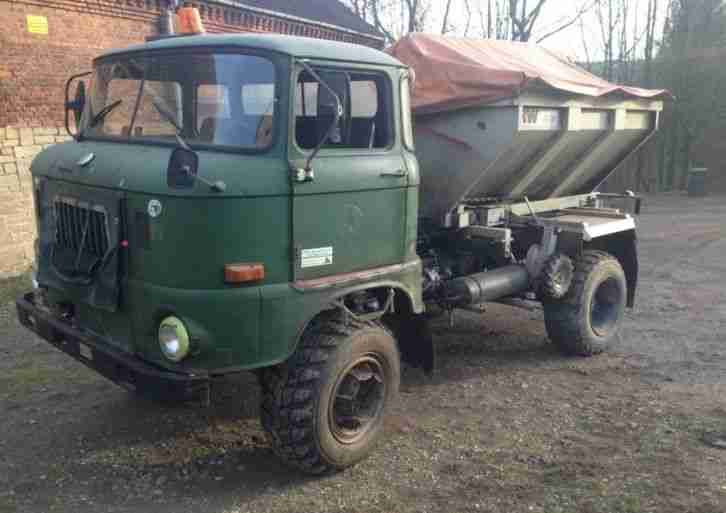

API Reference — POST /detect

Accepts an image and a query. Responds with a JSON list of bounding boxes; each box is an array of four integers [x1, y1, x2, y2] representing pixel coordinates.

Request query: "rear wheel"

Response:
[[259, 313, 400, 474], [543, 250, 627, 356]]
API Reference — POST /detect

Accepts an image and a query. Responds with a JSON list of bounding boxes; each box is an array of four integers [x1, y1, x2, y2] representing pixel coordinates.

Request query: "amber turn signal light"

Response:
[[177, 6, 206, 34], [225, 263, 265, 284]]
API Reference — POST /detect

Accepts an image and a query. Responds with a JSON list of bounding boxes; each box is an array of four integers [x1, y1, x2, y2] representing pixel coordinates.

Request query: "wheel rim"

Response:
[[590, 277, 622, 337], [329, 354, 387, 445]]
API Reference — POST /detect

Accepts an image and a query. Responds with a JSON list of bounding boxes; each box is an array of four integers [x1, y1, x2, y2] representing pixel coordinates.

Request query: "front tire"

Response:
[[259, 313, 400, 474], [543, 250, 627, 356]]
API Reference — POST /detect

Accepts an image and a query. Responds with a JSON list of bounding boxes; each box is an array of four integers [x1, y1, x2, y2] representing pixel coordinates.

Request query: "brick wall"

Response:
[[0, 128, 73, 276], [0, 0, 381, 277]]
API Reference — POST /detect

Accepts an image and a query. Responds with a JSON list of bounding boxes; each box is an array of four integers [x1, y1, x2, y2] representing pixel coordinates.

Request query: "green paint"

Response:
[[28, 34, 422, 373]]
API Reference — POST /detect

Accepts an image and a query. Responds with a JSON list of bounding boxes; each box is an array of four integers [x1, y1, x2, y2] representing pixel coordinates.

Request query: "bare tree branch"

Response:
[[463, 0, 472, 36], [524, 0, 548, 38], [369, 0, 395, 42], [441, 0, 454, 34], [534, 0, 598, 43], [579, 15, 592, 70]]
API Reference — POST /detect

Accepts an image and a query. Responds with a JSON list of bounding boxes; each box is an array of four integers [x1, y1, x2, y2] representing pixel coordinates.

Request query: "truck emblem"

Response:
[[147, 199, 163, 218], [77, 153, 95, 167]]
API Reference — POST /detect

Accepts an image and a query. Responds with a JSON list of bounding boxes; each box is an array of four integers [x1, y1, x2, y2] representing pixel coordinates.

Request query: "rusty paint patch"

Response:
[[292, 260, 419, 291]]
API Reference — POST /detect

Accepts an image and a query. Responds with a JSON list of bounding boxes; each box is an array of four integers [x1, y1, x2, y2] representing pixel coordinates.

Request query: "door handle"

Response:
[[380, 170, 407, 178]]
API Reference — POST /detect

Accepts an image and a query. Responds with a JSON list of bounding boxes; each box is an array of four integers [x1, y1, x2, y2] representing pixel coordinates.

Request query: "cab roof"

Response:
[[97, 33, 405, 68]]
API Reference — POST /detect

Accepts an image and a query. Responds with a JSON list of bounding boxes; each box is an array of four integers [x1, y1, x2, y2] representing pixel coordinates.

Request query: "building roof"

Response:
[[219, 0, 382, 39], [97, 33, 404, 67]]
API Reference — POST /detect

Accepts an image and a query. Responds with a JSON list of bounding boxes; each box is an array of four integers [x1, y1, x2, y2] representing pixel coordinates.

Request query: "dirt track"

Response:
[[1, 193, 726, 513]]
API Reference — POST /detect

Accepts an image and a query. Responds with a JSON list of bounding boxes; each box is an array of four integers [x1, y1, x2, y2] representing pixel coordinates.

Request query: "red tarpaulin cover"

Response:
[[387, 34, 671, 114]]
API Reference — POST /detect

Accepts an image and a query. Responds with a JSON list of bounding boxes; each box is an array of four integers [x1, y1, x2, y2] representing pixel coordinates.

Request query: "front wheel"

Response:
[[543, 250, 627, 356], [259, 314, 400, 474]]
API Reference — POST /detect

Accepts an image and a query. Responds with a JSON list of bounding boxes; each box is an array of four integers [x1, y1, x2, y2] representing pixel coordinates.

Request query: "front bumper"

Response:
[[16, 292, 210, 403]]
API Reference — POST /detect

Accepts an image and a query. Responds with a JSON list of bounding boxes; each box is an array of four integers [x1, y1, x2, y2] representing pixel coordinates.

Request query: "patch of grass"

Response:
[[0, 361, 92, 397], [0, 497, 17, 513], [621, 495, 642, 513], [0, 271, 32, 306], [640, 413, 726, 454], [0, 363, 59, 391], [544, 484, 654, 513]]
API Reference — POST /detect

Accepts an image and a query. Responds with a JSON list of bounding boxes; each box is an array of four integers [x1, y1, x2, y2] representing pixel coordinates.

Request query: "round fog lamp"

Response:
[[158, 316, 190, 362]]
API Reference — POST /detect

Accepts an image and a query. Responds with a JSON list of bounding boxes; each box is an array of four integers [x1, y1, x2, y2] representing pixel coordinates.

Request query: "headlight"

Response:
[[158, 316, 190, 362]]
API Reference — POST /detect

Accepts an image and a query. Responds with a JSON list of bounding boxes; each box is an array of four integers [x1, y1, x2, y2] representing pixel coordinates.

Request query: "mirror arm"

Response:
[[64, 71, 92, 140], [297, 60, 343, 177], [181, 164, 226, 192]]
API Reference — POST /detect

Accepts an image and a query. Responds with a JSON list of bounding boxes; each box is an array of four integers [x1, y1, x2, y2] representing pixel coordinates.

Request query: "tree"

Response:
[[651, 0, 726, 191], [477, 0, 511, 39], [509, 0, 547, 41], [509, 0, 598, 42], [643, 0, 659, 87], [345, 0, 430, 42], [441, 0, 455, 34], [342, 0, 596, 43]]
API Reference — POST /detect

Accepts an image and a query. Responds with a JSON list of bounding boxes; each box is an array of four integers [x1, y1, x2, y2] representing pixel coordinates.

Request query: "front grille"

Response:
[[54, 198, 110, 258]]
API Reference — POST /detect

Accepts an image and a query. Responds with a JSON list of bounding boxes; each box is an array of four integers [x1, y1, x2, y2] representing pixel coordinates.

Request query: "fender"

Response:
[[259, 260, 425, 368], [586, 229, 638, 308]]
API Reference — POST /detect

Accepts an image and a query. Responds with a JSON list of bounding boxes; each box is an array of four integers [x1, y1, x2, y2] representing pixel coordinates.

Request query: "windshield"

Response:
[[82, 52, 277, 150]]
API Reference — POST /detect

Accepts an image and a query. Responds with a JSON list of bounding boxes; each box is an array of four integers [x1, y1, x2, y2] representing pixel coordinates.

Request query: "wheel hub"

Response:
[[590, 277, 621, 337], [329, 355, 386, 445]]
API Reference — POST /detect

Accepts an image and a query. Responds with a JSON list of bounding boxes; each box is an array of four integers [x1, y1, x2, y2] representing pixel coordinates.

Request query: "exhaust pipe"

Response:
[[443, 265, 530, 306]]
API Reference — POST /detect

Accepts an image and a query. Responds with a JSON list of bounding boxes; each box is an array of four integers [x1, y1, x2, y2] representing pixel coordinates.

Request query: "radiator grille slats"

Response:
[[54, 199, 109, 258], [89, 211, 98, 256]]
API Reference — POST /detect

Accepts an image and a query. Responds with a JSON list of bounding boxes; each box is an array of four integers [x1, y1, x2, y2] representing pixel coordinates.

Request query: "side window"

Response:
[[351, 80, 378, 118], [294, 69, 391, 151], [295, 81, 319, 117]]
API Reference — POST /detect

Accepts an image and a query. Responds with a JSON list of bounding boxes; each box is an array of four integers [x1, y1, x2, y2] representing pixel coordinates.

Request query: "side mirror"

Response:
[[167, 147, 198, 188], [70, 82, 86, 128], [64, 72, 91, 139]]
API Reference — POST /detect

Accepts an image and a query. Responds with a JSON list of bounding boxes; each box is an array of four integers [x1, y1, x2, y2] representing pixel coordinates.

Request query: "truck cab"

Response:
[[18, 33, 423, 474]]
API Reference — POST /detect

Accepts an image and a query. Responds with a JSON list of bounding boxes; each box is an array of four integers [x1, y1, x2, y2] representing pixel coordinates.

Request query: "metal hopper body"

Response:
[[389, 34, 668, 226], [414, 93, 662, 224]]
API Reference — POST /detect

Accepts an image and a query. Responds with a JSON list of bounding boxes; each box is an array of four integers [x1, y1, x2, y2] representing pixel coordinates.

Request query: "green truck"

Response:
[[16, 31, 664, 474]]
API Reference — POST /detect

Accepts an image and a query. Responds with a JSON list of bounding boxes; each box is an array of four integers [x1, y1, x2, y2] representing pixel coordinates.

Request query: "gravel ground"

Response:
[[1, 193, 726, 513], [616, 194, 726, 384]]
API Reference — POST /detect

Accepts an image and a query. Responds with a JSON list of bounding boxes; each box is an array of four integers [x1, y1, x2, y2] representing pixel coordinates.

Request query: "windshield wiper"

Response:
[[87, 99, 122, 129], [151, 99, 189, 148]]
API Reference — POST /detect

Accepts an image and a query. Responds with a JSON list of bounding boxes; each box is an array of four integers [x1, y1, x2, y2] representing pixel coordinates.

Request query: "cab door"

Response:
[[290, 63, 408, 281]]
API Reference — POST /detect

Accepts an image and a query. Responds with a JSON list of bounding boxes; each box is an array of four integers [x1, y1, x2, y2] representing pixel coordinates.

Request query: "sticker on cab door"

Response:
[[301, 246, 333, 268]]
